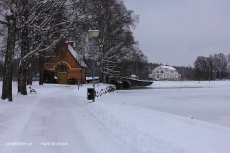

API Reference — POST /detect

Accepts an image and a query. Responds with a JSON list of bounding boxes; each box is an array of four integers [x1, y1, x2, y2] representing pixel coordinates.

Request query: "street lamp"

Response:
[[89, 30, 99, 37], [89, 30, 99, 102]]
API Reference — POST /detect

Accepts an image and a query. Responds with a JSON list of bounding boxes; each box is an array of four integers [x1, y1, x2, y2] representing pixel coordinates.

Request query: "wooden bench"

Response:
[[29, 87, 36, 94]]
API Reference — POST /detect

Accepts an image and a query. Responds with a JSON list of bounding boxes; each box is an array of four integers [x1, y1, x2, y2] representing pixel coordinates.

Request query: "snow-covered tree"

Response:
[[1, 0, 69, 99], [93, 0, 139, 80], [16, 0, 68, 95]]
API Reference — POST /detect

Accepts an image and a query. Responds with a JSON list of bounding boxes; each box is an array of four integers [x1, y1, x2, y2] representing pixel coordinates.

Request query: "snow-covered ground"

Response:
[[0, 80, 230, 153]]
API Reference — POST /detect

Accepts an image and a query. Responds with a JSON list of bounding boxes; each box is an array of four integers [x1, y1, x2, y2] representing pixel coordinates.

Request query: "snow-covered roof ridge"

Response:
[[161, 65, 176, 70], [68, 44, 87, 67]]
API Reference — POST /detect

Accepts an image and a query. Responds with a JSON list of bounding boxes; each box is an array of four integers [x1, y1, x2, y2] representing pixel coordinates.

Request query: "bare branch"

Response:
[[19, 34, 65, 67], [0, 20, 8, 25]]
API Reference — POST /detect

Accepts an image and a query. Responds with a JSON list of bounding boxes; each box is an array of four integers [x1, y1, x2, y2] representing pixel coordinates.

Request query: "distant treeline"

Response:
[[147, 53, 230, 81], [193, 53, 230, 80]]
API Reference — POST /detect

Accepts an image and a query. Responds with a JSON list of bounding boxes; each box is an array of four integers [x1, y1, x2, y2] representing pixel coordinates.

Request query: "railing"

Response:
[[95, 85, 116, 97]]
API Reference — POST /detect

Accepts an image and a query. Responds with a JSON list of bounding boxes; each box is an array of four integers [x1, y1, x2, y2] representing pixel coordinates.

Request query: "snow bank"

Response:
[[85, 95, 230, 153]]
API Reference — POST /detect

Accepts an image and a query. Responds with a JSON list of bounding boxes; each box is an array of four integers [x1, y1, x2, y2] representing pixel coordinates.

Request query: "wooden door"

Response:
[[57, 73, 68, 84]]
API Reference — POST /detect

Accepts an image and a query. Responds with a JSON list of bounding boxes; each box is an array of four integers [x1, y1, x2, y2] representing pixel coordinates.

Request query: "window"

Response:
[[57, 65, 68, 72]]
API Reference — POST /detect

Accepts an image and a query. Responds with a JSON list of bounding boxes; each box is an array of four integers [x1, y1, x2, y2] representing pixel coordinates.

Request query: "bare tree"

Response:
[[227, 54, 230, 79], [194, 56, 209, 80], [0, 0, 17, 101], [119, 48, 149, 79], [217, 53, 227, 79], [1, 0, 68, 99], [92, 0, 138, 81], [194, 53, 229, 81], [16, 0, 67, 94]]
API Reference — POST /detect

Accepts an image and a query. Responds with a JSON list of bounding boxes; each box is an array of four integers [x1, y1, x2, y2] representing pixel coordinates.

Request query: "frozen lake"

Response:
[[99, 81, 230, 128]]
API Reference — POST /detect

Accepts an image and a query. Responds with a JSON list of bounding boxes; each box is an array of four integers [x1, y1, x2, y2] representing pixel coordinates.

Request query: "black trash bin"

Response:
[[87, 88, 95, 100]]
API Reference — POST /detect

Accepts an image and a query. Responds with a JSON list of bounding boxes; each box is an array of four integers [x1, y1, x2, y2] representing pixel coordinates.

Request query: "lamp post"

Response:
[[97, 61, 100, 87], [89, 30, 99, 102], [78, 54, 83, 90], [208, 58, 210, 83]]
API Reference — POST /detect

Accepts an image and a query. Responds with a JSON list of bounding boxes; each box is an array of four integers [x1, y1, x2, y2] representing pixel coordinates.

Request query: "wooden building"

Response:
[[44, 38, 87, 84]]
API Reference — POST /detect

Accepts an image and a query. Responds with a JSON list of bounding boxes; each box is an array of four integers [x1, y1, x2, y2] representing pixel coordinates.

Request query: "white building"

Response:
[[130, 74, 138, 79], [149, 65, 181, 81]]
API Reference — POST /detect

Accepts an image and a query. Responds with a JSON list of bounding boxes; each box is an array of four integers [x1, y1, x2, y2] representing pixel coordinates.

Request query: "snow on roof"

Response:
[[131, 74, 137, 77], [161, 66, 176, 71], [68, 44, 76, 57], [86, 77, 99, 80], [66, 41, 76, 48], [68, 44, 87, 67]]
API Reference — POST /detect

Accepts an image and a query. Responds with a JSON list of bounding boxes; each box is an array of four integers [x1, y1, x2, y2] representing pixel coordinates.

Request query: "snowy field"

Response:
[[0, 80, 230, 153]]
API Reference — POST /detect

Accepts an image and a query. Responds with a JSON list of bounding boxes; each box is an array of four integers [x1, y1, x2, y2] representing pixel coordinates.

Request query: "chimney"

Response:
[[67, 41, 76, 50]]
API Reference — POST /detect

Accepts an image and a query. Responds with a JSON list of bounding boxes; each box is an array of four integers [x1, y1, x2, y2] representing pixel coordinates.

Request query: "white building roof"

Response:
[[161, 66, 176, 71]]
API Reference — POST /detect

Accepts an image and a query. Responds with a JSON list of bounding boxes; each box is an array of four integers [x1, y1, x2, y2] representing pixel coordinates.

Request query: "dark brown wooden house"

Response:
[[44, 38, 87, 84]]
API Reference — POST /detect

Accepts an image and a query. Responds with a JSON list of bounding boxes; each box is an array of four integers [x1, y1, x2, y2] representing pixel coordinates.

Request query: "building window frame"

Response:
[[57, 65, 68, 72]]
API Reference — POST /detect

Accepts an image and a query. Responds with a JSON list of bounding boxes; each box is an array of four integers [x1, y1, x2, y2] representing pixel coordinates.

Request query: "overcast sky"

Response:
[[123, 0, 230, 66]]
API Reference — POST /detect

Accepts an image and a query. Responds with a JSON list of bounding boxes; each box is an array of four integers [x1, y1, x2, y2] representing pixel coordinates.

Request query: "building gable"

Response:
[[44, 38, 86, 84]]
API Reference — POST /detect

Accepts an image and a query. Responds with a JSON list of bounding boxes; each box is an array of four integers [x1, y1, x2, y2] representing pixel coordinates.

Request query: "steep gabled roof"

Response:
[[68, 44, 87, 68]]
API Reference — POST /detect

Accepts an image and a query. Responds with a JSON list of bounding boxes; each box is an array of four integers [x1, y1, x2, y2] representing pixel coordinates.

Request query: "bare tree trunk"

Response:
[[39, 54, 44, 85], [18, 0, 29, 95], [27, 64, 33, 85], [1, 0, 16, 101], [39, 69, 44, 85], [18, 68, 28, 95]]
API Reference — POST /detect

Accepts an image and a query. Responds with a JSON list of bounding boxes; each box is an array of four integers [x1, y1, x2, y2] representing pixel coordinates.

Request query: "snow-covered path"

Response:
[[0, 84, 128, 153], [1, 81, 230, 153]]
